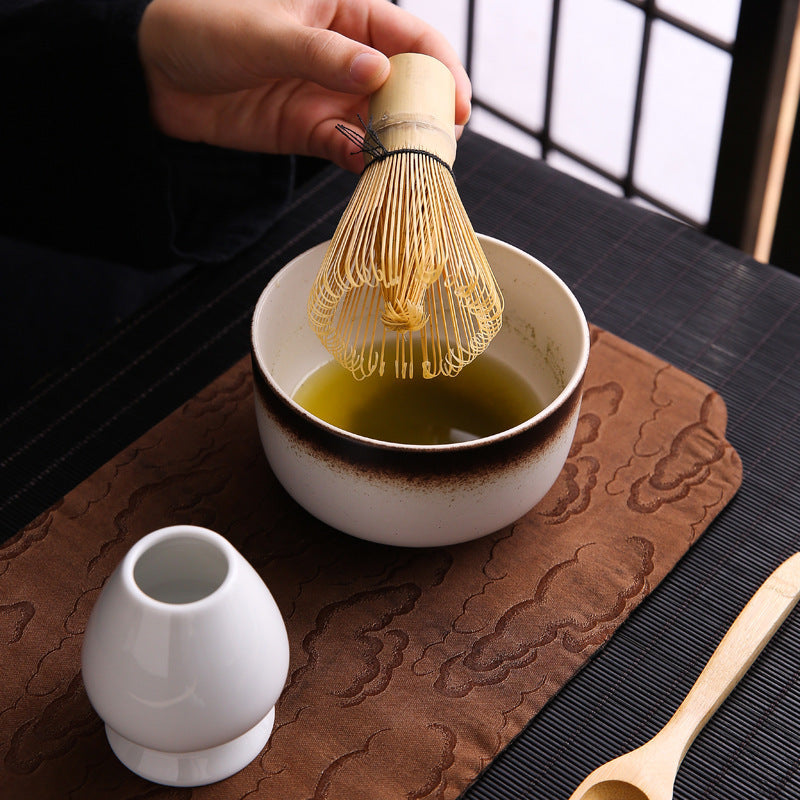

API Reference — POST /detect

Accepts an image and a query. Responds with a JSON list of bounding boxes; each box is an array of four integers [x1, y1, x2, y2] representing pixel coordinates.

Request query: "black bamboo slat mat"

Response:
[[2, 131, 799, 799]]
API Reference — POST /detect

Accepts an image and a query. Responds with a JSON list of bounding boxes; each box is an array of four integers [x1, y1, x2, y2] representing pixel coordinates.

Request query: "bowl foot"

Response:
[[105, 706, 275, 786]]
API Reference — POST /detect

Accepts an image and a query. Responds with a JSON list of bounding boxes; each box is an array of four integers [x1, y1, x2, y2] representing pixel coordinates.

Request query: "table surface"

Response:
[[2, 131, 799, 799]]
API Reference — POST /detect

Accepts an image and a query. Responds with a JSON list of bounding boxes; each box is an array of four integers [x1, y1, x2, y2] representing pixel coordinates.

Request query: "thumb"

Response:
[[275, 25, 390, 94]]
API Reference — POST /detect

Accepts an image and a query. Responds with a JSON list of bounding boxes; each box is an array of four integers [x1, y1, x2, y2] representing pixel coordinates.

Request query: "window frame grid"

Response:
[[466, 0, 736, 227], [394, 0, 797, 261]]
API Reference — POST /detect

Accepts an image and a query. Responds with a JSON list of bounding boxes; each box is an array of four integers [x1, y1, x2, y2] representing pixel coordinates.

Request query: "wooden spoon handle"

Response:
[[656, 552, 800, 765]]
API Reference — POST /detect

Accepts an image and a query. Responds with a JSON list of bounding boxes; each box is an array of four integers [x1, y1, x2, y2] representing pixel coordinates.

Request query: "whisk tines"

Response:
[[309, 53, 503, 380]]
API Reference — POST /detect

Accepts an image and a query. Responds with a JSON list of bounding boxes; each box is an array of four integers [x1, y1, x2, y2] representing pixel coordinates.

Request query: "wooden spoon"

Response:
[[567, 552, 800, 800]]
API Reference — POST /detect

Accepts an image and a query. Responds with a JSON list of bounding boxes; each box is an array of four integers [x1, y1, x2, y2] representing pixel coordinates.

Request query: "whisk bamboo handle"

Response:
[[367, 53, 457, 166]]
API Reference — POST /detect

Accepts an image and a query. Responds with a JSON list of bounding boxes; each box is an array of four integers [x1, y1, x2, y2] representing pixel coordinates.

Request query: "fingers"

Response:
[[349, 52, 391, 92], [138, 0, 472, 164], [261, 0, 472, 124], [271, 25, 391, 95], [340, 0, 473, 125]]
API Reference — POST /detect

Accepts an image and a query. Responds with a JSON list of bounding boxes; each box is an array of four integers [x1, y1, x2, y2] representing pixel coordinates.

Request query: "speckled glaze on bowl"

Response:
[[250, 235, 589, 548]]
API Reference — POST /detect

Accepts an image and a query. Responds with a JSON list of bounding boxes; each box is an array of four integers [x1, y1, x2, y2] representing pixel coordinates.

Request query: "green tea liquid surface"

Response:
[[292, 355, 543, 445]]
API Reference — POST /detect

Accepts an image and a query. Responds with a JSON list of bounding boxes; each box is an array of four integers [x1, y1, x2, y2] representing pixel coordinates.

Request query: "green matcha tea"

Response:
[[292, 355, 543, 445]]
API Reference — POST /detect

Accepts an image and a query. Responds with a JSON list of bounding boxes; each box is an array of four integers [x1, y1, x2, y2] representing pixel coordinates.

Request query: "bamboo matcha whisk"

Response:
[[308, 53, 503, 380]]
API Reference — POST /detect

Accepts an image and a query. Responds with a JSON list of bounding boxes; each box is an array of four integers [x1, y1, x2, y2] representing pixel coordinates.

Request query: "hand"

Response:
[[138, 0, 472, 172]]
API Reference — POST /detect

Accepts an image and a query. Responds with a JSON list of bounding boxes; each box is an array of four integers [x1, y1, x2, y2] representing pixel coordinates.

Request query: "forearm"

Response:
[[0, 1, 162, 262], [0, 0, 293, 268]]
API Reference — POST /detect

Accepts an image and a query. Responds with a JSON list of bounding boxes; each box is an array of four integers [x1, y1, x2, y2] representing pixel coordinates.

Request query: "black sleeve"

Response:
[[0, 0, 294, 269]]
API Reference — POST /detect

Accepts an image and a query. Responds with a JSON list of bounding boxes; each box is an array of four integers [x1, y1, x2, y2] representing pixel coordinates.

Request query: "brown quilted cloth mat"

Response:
[[0, 326, 742, 799]]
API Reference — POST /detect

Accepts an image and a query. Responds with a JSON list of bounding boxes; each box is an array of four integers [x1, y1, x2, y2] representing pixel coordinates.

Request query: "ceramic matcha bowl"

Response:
[[250, 235, 589, 548]]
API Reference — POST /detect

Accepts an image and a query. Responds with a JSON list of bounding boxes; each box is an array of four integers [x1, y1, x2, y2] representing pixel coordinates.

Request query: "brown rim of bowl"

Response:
[[250, 235, 590, 456]]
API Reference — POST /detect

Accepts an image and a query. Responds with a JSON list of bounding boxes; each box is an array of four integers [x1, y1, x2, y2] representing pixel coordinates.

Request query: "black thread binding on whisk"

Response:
[[336, 115, 454, 175]]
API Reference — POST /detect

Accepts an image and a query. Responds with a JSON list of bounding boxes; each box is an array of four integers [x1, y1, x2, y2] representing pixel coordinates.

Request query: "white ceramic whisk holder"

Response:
[[81, 525, 290, 787]]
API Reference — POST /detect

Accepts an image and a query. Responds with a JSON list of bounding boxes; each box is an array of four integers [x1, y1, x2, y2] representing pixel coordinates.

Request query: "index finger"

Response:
[[330, 0, 472, 125]]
